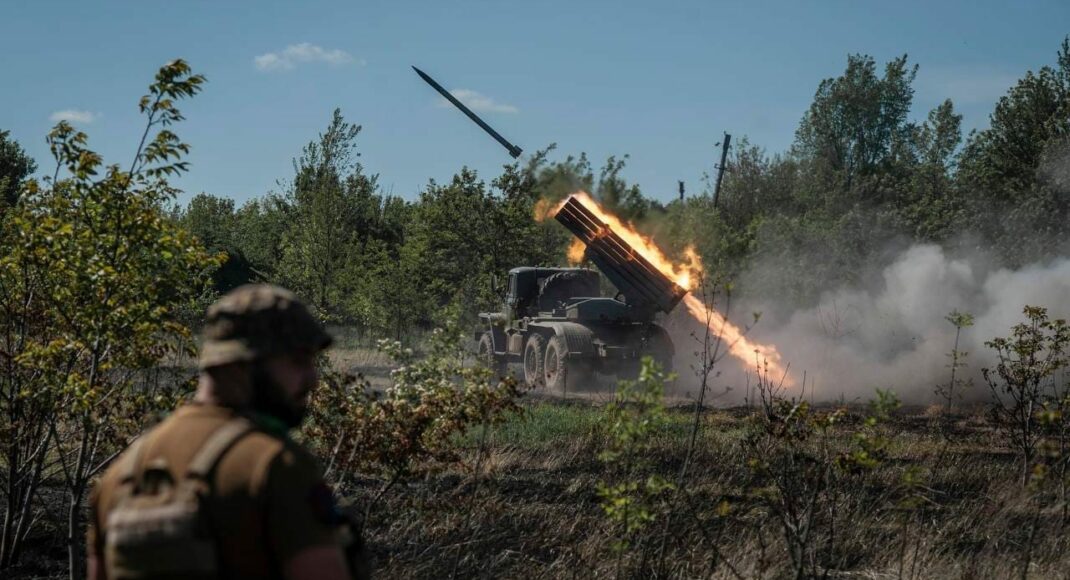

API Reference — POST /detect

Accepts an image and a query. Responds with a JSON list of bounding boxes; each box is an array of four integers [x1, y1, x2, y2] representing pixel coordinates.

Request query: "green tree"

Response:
[[984, 306, 1070, 484], [736, 54, 925, 307], [717, 138, 800, 231], [0, 60, 219, 578], [0, 199, 51, 570], [597, 357, 675, 569], [182, 193, 255, 291], [404, 169, 496, 326], [277, 108, 377, 319], [233, 193, 291, 280], [937, 309, 975, 416], [958, 37, 1070, 264], [899, 99, 964, 240], [596, 155, 653, 222], [492, 149, 572, 271], [0, 129, 37, 211], [357, 236, 423, 340], [530, 149, 595, 205], [794, 54, 918, 203]]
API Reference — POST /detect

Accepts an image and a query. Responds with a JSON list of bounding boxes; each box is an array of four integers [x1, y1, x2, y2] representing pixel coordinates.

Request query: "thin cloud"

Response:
[[254, 43, 361, 72], [438, 89, 518, 114], [49, 109, 98, 124]]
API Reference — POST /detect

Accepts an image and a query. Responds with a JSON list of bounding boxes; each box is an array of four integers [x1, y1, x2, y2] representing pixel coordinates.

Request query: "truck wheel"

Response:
[[523, 334, 546, 389], [477, 332, 506, 377], [544, 335, 592, 394]]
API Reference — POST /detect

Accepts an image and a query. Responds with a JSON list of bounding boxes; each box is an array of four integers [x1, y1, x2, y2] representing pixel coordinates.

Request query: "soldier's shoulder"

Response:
[[218, 424, 321, 492]]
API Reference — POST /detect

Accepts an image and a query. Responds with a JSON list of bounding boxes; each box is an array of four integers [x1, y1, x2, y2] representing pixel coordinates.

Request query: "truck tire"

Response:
[[477, 332, 506, 377], [544, 335, 593, 394], [523, 334, 546, 389]]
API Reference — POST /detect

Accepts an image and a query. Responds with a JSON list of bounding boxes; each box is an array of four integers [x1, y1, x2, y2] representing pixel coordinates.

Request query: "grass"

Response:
[[348, 399, 1070, 579], [467, 400, 688, 445], [472, 401, 605, 448], [10, 385, 1069, 579]]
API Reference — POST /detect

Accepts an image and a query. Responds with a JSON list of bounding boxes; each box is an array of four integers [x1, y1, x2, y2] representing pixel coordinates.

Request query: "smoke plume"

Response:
[[670, 244, 1070, 404]]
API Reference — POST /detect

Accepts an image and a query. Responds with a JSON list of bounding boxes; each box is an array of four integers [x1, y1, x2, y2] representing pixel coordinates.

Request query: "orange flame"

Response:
[[682, 294, 790, 384], [543, 191, 791, 384], [533, 197, 559, 222], [567, 239, 586, 264]]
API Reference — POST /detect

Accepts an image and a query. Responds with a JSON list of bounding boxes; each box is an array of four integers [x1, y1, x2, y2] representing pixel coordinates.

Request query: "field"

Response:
[[346, 397, 1070, 579], [6, 330, 1069, 580]]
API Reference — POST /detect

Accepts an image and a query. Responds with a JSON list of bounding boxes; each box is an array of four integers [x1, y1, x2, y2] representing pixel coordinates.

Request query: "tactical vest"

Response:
[[104, 418, 253, 580]]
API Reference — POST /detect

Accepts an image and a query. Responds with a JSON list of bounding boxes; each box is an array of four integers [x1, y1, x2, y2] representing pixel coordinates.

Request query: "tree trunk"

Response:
[[1, 495, 13, 568], [67, 493, 84, 580], [7, 444, 46, 569]]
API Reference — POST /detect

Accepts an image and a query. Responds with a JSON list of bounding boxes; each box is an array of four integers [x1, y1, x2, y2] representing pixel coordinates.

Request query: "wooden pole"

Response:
[[713, 133, 731, 207]]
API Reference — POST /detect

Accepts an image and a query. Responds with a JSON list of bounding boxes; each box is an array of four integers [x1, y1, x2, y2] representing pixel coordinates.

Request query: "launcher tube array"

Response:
[[554, 197, 687, 314]]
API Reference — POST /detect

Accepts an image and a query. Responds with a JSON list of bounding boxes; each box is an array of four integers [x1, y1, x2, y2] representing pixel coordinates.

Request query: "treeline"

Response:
[[171, 40, 1070, 333], [2, 42, 1067, 333], [174, 116, 645, 335]]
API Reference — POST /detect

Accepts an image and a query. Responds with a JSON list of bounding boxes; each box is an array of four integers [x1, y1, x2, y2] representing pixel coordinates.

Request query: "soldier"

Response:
[[87, 284, 369, 579]]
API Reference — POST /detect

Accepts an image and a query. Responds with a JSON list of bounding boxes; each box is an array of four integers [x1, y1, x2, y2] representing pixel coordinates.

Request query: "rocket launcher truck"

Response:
[[412, 65, 685, 390], [475, 196, 686, 391]]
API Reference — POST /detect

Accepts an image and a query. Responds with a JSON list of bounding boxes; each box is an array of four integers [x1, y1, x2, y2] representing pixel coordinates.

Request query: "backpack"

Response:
[[104, 418, 253, 580]]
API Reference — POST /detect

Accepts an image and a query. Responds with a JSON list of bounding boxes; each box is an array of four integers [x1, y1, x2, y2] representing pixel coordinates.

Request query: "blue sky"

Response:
[[2, 0, 1068, 206]]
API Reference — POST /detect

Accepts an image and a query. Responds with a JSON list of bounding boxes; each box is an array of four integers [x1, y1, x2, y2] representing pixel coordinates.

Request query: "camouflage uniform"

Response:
[[88, 284, 368, 579]]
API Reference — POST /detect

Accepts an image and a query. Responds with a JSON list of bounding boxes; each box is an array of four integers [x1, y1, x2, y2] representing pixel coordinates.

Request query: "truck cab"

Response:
[[505, 267, 601, 320]]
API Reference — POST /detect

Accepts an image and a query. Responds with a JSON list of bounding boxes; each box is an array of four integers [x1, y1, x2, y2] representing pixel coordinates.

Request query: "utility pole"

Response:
[[713, 132, 731, 208], [678, 180, 685, 202]]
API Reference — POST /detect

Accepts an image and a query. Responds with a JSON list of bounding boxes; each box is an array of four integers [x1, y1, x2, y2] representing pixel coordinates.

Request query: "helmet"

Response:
[[198, 284, 332, 370]]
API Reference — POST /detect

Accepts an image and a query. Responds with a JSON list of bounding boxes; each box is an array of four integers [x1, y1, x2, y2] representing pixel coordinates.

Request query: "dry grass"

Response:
[[9, 397, 1068, 579], [346, 400, 1070, 579]]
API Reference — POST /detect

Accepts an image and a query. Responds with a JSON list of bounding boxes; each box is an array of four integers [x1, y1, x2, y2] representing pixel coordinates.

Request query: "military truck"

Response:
[[475, 196, 688, 391]]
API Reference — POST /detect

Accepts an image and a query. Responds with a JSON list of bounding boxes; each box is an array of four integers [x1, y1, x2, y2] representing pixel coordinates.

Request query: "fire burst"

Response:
[[543, 191, 790, 382]]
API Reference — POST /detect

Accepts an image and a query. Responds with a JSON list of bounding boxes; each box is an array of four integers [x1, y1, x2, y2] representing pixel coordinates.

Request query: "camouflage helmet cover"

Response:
[[198, 284, 332, 369]]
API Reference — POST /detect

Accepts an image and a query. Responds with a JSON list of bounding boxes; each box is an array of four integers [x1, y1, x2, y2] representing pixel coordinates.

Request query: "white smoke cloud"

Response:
[[438, 89, 518, 114], [254, 43, 361, 72], [742, 245, 1070, 403]]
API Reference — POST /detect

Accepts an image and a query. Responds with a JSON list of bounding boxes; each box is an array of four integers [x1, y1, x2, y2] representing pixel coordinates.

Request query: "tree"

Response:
[[182, 193, 254, 291], [0, 200, 51, 570], [984, 306, 1070, 485], [404, 169, 496, 326], [899, 99, 964, 240], [492, 149, 572, 272], [0, 130, 37, 211], [0, 60, 219, 578], [958, 37, 1070, 264], [233, 193, 291, 280], [596, 155, 652, 222], [342, 195, 418, 338], [716, 138, 799, 231], [794, 54, 918, 206], [277, 108, 377, 320]]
